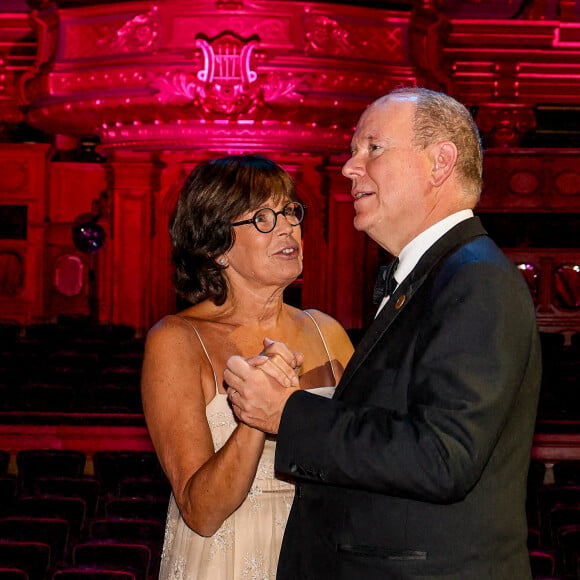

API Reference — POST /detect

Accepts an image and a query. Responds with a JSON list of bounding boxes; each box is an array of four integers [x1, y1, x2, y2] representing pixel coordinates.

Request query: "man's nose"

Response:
[[342, 155, 363, 179]]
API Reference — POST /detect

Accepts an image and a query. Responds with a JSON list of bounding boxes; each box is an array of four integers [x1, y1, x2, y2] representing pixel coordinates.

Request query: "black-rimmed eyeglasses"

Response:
[[230, 201, 306, 233]]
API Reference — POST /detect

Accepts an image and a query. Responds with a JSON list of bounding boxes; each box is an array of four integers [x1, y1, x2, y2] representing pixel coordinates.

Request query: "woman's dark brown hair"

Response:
[[170, 154, 298, 306]]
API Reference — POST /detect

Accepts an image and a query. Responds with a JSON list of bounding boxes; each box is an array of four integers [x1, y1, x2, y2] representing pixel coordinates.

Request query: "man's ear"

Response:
[[431, 141, 457, 186]]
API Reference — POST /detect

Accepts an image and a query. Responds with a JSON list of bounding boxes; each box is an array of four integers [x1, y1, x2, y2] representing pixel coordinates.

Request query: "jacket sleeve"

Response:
[[275, 257, 540, 503]]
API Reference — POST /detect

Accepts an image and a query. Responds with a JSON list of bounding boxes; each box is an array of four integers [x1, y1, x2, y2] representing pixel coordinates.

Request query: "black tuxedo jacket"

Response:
[[275, 217, 541, 580]]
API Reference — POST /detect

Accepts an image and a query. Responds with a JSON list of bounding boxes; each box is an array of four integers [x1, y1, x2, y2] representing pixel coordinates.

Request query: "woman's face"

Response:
[[223, 198, 303, 294]]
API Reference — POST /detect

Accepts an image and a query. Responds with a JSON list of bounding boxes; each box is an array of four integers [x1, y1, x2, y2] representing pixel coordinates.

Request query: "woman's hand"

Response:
[[246, 337, 304, 388], [224, 352, 299, 434]]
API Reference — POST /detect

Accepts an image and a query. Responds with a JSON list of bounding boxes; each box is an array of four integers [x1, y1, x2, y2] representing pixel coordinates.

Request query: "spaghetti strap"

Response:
[[159, 317, 295, 580], [303, 310, 337, 385], [179, 317, 220, 396]]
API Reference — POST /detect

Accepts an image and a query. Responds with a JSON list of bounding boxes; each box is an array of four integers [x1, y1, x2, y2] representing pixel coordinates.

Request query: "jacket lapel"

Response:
[[334, 217, 488, 398]]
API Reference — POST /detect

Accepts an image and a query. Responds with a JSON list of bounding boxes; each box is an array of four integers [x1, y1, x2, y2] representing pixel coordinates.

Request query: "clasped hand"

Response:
[[224, 338, 303, 434]]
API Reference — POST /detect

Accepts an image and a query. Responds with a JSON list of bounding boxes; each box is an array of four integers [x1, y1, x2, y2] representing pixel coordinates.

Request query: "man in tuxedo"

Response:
[[225, 87, 541, 579]]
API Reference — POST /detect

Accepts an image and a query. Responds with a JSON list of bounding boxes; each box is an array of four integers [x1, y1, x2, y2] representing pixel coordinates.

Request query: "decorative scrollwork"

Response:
[[150, 31, 304, 116], [475, 104, 537, 148], [98, 6, 160, 53], [305, 16, 352, 56]]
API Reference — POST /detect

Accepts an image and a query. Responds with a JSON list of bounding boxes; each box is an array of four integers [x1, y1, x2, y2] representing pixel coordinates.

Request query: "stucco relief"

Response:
[[169, 15, 290, 47], [64, 7, 160, 58], [554, 171, 580, 197], [475, 104, 537, 148], [305, 15, 404, 63], [0, 160, 28, 192], [150, 31, 306, 115], [101, 122, 352, 153], [97, 6, 160, 54]]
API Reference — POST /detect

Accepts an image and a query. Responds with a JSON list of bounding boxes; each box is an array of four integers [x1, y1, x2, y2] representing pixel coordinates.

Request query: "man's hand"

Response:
[[246, 337, 304, 388], [224, 352, 299, 434]]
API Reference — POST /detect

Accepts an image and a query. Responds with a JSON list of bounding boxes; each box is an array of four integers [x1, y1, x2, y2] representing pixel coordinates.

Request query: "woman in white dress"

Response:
[[141, 154, 354, 580]]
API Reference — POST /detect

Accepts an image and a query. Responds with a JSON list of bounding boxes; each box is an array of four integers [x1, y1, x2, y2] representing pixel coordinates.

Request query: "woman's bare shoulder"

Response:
[[145, 313, 211, 353], [147, 313, 190, 337], [147, 306, 213, 334], [142, 313, 216, 402], [302, 308, 346, 332]]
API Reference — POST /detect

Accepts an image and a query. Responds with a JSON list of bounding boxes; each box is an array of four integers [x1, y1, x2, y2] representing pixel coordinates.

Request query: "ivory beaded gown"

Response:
[[158, 311, 336, 580], [159, 392, 294, 580]]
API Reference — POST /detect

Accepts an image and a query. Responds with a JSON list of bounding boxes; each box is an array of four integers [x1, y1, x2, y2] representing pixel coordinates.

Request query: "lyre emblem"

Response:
[[194, 31, 260, 115]]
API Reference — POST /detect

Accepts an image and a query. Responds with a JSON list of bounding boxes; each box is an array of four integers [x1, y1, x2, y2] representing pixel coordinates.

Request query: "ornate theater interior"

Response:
[[0, 0, 579, 577]]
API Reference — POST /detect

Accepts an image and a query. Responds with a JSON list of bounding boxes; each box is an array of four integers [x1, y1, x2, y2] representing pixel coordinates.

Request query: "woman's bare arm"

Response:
[[141, 315, 266, 536]]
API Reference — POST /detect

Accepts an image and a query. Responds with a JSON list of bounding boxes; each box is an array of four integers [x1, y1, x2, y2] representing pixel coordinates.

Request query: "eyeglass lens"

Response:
[[254, 202, 304, 232]]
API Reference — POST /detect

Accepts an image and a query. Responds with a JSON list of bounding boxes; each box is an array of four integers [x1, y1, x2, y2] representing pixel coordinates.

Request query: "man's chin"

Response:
[[353, 215, 368, 232]]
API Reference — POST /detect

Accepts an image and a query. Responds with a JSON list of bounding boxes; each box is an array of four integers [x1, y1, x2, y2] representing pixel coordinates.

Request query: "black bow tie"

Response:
[[372, 258, 399, 304]]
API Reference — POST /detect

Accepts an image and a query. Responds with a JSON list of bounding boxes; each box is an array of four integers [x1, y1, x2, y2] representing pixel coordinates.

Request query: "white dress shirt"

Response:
[[376, 209, 474, 316]]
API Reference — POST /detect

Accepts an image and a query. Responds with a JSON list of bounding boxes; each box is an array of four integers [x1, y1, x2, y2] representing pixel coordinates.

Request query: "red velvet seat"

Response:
[[0, 353, 34, 394], [547, 504, 580, 550], [18, 383, 77, 413], [11, 497, 87, 543], [92, 452, 165, 501], [94, 325, 136, 344], [117, 478, 170, 501], [48, 351, 99, 373], [69, 338, 110, 356], [0, 451, 9, 475], [527, 458, 547, 528], [32, 477, 101, 520], [105, 499, 168, 524], [73, 542, 150, 580], [0, 541, 51, 580], [52, 570, 135, 580], [528, 549, 557, 578], [25, 323, 67, 343], [42, 368, 90, 389], [555, 524, 580, 577], [0, 568, 29, 580], [553, 460, 580, 486], [96, 368, 140, 389], [0, 477, 16, 517], [0, 383, 15, 411], [89, 519, 164, 577], [528, 526, 541, 550], [89, 519, 164, 549], [0, 517, 69, 567], [536, 485, 580, 547], [16, 450, 86, 494], [89, 385, 142, 414], [106, 354, 142, 371]]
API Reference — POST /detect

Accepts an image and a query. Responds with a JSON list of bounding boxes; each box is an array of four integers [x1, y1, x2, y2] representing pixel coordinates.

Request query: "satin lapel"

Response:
[[334, 266, 422, 396], [334, 217, 487, 399]]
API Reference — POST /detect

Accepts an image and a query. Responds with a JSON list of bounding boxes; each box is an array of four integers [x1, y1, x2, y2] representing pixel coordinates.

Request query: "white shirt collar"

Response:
[[375, 209, 474, 316], [394, 209, 474, 285]]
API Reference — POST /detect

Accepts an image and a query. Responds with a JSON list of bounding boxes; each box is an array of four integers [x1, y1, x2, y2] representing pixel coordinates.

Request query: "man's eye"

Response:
[[369, 144, 381, 152]]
